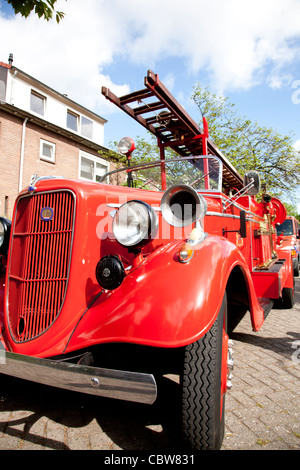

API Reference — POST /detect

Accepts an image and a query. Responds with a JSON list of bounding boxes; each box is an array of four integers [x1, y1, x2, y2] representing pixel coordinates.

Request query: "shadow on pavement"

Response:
[[0, 373, 184, 450]]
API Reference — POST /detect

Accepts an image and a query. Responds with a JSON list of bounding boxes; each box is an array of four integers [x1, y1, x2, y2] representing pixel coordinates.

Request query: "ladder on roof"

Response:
[[101, 70, 244, 190]]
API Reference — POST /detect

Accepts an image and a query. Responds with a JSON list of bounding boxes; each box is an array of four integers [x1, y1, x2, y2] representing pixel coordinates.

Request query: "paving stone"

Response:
[[0, 278, 299, 451]]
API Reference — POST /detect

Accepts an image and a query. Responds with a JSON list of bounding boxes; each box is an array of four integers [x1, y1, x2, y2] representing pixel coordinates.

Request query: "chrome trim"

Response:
[[0, 351, 157, 405], [223, 178, 255, 210], [107, 203, 161, 212], [206, 211, 241, 220], [206, 210, 263, 224], [200, 193, 265, 221], [108, 193, 264, 221], [28, 175, 64, 193], [100, 155, 224, 192]]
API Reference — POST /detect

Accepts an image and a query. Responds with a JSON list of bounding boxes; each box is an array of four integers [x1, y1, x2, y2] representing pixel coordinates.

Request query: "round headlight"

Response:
[[0, 217, 11, 254], [0, 221, 4, 248], [113, 200, 158, 247]]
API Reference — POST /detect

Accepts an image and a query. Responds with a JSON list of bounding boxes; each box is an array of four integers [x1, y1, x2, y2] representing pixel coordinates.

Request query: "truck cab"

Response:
[[276, 215, 300, 276]]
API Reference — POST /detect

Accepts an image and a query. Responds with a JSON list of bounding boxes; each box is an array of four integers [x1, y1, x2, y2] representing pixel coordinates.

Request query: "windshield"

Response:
[[276, 219, 294, 236], [100, 155, 223, 192]]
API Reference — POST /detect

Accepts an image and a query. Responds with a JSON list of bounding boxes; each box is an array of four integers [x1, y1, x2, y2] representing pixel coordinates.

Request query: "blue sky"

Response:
[[0, 0, 300, 209]]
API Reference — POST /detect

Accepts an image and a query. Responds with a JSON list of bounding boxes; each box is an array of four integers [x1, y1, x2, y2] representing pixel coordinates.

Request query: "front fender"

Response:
[[65, 235, 261, 353]]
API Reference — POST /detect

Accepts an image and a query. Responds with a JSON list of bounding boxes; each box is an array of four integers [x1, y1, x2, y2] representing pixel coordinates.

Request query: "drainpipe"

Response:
[[19, 117, 28, 193]]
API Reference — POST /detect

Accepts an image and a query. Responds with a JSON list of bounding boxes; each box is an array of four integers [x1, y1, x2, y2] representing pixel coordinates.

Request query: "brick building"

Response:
[[0, 56, 113, 219]]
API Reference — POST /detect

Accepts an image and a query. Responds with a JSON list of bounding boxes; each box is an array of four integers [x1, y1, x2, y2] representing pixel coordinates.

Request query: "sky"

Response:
[[0, 0, 300, 210]]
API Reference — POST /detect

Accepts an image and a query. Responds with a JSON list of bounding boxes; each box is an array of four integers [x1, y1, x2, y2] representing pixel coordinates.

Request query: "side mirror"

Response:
[[243, 170, 260, 196]]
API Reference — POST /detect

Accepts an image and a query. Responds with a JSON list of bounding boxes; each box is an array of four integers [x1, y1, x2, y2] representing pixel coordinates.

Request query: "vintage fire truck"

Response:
[[0, 70, 295, 450]]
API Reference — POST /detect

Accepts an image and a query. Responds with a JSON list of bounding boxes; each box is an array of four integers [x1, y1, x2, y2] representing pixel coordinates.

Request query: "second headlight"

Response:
[[113, 200, 158, 247], [0, 217, 11, 255]]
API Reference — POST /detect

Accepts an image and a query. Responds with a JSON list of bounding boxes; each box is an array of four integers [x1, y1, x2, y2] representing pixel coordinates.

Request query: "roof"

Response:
[[10, 66, 107, 124], [0, 60, 107, 124], [0, 100, 110, 155], [0, 62, 11, 69]]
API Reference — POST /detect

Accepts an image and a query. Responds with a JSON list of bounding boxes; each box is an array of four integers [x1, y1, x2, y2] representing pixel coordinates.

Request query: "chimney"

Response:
[[8, 53, 13, 65]]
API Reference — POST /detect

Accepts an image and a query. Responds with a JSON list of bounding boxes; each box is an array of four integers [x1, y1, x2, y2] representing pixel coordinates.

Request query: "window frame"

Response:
[[66, 109, 94, 141], [81, 115, 93, 140], [79, 151, 109, 183], [66, 109, 79, 132], [40, 138, 56, 164], [30, 89, 46, 116]]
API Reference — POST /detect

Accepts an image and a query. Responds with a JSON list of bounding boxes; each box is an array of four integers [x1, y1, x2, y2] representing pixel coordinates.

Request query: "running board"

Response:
[[258, 298, 274, 319], [0, 351, 157, 405]]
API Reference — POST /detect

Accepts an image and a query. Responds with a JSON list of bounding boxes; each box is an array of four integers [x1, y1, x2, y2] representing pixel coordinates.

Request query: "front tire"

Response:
[[181, 294, 228, 450]]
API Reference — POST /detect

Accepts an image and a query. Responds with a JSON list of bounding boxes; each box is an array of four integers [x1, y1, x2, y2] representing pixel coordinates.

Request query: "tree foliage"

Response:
[[105, 88, 299, 206], [104, 135, 221, 191], [191, 86, 300, 201], [103, 136, 183, 189], [5, 0, 65, 22], [281, 202, 300, 222]]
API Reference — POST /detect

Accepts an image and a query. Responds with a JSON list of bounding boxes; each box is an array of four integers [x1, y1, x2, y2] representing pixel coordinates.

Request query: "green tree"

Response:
[[192, 86, 300, 200], [4, 0, 65, 22], [282, 202, 300, 222], [102, 88, 300, 202]]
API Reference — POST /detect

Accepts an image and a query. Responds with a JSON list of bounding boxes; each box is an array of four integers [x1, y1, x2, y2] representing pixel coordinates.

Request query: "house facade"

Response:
[[0, 57, 112, 219]]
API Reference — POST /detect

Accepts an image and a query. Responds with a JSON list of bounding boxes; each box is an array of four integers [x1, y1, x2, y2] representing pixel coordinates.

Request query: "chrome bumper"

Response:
[[0, 351, 157, 405]]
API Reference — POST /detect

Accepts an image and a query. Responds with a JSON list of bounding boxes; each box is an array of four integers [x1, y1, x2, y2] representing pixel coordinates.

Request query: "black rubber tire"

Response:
[[282, 285, 295, 309], [181, 294, 227, 450]]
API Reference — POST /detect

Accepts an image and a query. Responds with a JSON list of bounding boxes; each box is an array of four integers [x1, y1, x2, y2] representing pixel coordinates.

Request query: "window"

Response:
[[67, 110, 79, 132], [79, 152, 109, 182], [81, 116, 93, 139], [80, 156, 94, 180], [67, 111, 94, 140], [95, 162, 108, 182], [40, 139, 55, 163], [30, 90, 45, 116]]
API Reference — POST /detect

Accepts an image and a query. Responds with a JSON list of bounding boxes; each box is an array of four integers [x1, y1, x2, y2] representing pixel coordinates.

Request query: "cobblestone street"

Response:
[[0, 279, 299, 451]]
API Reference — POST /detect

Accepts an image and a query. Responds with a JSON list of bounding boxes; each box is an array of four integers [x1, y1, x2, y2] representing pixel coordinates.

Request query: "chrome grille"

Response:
[[7, 190, 75, 342]]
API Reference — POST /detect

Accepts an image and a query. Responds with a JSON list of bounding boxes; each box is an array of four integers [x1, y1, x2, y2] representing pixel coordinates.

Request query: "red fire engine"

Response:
[[0, 70, 295, 450]]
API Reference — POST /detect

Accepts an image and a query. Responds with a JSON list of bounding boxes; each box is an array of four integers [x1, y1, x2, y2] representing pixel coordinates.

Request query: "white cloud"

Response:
[[161, 73, 175, 92], [293, 139, 300, 151], [0, 0, 131, 115], [111, 0, 300, 92], [1, 0, 300, 115]]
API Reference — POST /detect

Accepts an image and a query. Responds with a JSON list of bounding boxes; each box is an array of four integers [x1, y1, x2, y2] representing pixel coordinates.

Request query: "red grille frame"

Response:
[[7, 190, 75, 342]]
